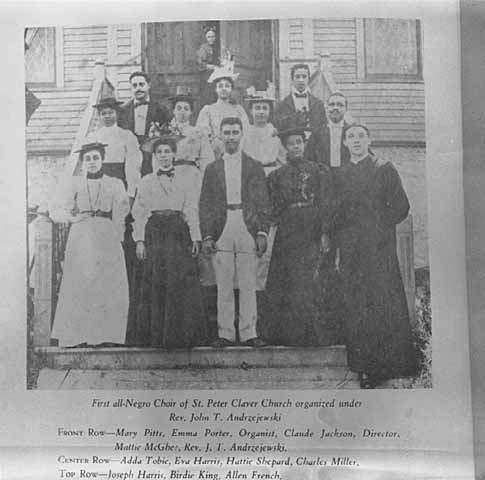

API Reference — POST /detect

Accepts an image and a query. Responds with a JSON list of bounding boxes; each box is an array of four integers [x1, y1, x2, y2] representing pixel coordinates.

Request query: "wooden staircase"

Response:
[[35, 345, 360, 390]]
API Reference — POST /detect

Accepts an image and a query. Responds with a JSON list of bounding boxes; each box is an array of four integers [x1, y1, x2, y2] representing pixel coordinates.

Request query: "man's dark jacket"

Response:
[[304, 121, 351, 169], [118, 99, 172, 176], [273, 92, 327, 134], [199, 153, 271, 242]]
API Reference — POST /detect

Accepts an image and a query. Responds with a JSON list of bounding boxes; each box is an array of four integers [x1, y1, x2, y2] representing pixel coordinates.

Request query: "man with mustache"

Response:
[[305, 92, 351, 170], [274, 63, 327, 137], [118, 71, 172, 177], [304, 92, 352, 346]]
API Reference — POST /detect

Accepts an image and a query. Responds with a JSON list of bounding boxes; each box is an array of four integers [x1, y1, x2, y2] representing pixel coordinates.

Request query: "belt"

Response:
[[263, 162, 278, 168], [174, 159, 197, 167], [226, 203, 243, 210], [288, 202, 312, 209], [80, 210, 112, 219], [151, 209, 182, 217]]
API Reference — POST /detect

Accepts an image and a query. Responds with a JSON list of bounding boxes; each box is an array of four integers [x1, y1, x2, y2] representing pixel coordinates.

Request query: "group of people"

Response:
[[50, 32, 418, 388]]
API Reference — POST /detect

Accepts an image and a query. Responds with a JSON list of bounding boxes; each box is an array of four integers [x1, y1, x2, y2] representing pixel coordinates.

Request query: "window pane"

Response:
[[365, 19, 419, 77], [25, 28, 55, 84]]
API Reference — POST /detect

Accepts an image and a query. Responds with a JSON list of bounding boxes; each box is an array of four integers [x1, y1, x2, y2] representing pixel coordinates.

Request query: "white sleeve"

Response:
[[182, 173, 202, 242], [123, 130, 142, 197], [131, 178, 151, 242], [196, 106, 212, 140], [112, 178, 130, 242]]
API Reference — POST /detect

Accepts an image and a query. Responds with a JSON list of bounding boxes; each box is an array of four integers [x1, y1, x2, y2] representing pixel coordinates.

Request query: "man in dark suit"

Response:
[[274, 63, 327, 136], [305, 91, 350, 170], [200, 117, 271, 348], [118, 71, 172, 176], [305, 91, 351, 346]]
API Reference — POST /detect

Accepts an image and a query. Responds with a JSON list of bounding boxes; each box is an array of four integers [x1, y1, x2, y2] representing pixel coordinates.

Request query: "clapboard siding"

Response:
[[278, 18, 425, 144], [63, 26, 108, 90], [313, 18, 358, 83], [340, 81, 425, 143], [286, 19, 305, 58], [26, 90, 89, 152], [26, 24, 141, 154]]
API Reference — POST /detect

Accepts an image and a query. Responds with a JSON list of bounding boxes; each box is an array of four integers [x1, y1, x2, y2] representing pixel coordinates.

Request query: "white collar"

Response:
[[224, 149, 242, 161], [292, 87, 310, 96], [158, 164, 174, 172], [134, 95, 150, 105], [350, 153, 369, 164], [329, 120, 344, 128]]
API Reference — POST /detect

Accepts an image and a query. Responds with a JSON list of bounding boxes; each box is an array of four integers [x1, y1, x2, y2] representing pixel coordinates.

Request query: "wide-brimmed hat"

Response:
[[245, 82, 276, 104], [75, 141, 108, 155], [141, 124, 182, 154], [207, 59, 239, 84], [168, 86, 195, 109], [276, 113, 308, 142], [92, 96, 123, 110]]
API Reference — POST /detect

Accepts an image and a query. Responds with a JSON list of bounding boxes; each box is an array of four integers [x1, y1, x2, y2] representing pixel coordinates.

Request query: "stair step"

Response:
[[37, 367, 360, 390], [36, 345, 349, 370]]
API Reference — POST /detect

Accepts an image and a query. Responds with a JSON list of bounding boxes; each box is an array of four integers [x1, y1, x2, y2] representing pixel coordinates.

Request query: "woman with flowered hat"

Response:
[[50, 142, 130, 347], [129, 134, 207, 348], [196, 58, 250, 160]]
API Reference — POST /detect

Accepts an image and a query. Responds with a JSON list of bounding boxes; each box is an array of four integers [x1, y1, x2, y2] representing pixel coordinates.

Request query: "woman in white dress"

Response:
[[51, 142, 130, 347], [242, 86, 286, 291]]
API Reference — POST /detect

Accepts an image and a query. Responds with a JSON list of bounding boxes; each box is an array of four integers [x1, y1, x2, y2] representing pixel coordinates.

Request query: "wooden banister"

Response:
[[32, 214, 53, 346]]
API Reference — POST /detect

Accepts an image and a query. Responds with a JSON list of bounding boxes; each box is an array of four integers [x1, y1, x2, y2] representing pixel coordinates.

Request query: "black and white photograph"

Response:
[[25, 17, 431, 390]]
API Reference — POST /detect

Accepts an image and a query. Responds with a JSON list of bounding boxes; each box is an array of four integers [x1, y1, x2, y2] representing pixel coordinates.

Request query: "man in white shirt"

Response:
[[305, 91, 350, 170], [199, 117, 271, 348], [274, 63, 327, 136]]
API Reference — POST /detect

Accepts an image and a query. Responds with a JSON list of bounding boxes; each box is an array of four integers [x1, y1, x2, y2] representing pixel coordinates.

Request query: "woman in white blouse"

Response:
[[130, 136, 207, 348], [51, 142, 130, 347]]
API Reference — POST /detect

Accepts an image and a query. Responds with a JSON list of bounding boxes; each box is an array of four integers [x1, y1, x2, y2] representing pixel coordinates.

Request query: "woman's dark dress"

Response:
[[261, 159, 334, 346], [335, 154, 418, 380]]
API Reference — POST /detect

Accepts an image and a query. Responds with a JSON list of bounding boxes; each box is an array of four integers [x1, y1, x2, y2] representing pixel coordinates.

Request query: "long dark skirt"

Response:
[[340, 228, 418, 380], [260, 207, 325, 346], [128, 213, 207, 348]]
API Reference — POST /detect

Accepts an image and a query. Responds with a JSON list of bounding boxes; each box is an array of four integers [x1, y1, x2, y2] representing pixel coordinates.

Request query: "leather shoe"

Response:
[[243, 337, 267, 348], [359, 373, 374, 389], [211, 337, 235, 348]]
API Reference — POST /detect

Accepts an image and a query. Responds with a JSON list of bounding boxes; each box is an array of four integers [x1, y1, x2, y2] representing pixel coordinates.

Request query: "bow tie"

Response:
[[157, 168, 175, 178], [134, 100, 149, 108], [87, 171, 104, 180], [294, 93, 308, 98]]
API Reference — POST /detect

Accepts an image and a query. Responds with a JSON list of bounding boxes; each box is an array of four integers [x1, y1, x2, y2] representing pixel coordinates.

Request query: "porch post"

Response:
[[33, 214, 53, 346]]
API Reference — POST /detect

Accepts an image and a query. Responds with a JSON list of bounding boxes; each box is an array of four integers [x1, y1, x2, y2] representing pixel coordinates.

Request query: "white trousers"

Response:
[[213, 210, 257, 342]]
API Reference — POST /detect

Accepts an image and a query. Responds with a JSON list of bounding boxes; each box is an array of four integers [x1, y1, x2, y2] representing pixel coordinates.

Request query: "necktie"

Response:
[[134, 100, 149, 108], [157, 168, 175, 178], [294, 93, 307, 98]]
